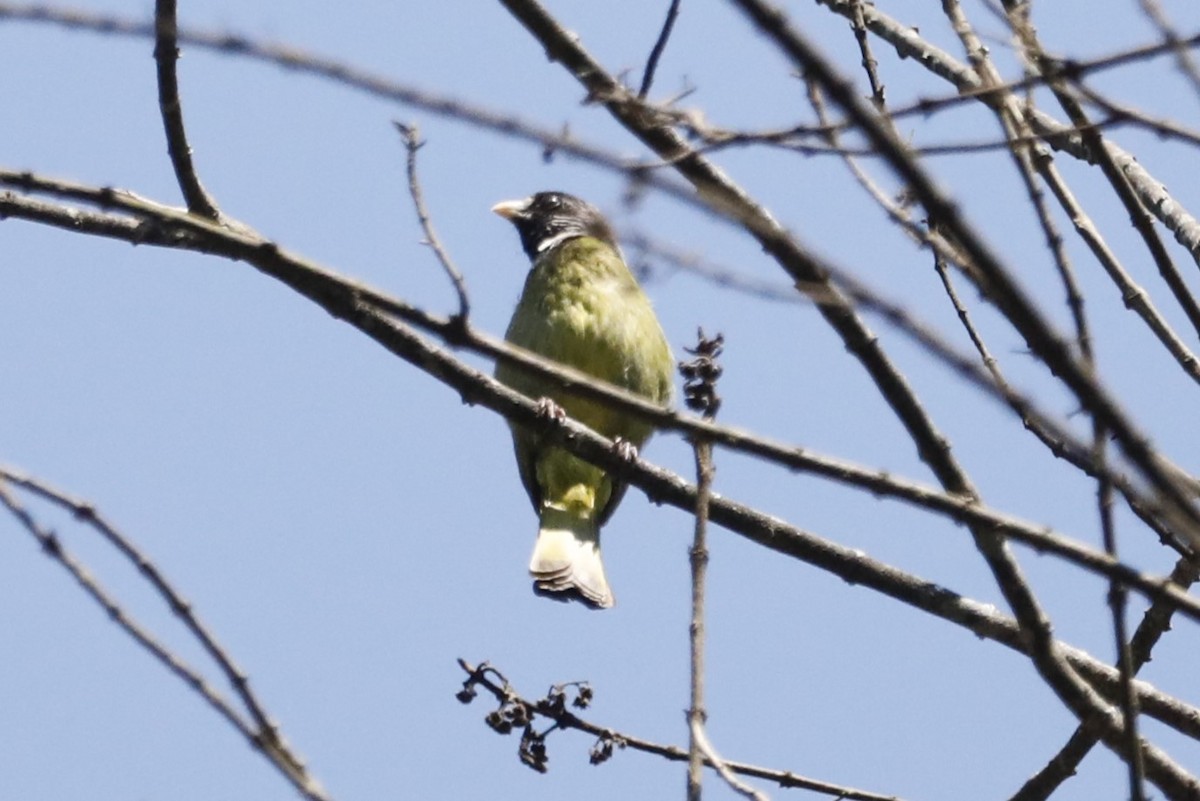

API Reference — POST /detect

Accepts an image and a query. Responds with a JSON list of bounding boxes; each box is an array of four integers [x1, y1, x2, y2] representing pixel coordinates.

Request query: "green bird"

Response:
[[493, 192, 674, 609]]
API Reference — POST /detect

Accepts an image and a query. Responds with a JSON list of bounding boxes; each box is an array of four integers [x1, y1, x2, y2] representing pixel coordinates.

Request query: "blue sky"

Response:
[[3, 2, 1200, 800]]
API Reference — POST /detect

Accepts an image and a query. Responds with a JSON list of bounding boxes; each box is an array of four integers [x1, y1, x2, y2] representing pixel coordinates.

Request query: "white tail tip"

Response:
[[529, 511, 613, 610]]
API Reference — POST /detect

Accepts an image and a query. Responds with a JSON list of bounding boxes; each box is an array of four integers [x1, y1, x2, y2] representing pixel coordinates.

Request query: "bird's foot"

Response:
[[534, 397, 567, 424], [612, 437, 639, 462]]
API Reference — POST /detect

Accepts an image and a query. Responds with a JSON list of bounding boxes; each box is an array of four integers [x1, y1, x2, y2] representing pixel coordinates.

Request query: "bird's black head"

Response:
[[492, 191, 618, 260]]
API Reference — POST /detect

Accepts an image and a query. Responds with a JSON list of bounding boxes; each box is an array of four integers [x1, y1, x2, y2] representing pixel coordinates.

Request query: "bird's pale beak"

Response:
[[491, 198, 530, 220]]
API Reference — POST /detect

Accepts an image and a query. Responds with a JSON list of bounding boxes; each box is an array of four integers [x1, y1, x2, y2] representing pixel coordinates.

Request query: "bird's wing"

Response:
[[596, 479, 627, 526], [510, 426, 543, 512]]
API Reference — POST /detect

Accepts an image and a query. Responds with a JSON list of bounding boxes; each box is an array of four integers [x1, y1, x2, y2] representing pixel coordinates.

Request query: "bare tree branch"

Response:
[[680, 331, 724, 801], [1018, 43, 1200, 344], [152, 0, 221, 220], [733, 0, 1200, 545], [456, 660, 898, 801], [690, 722, 769, 801], [724, 1, 1197, 795], [633, 224, 1197, 557], [811, 0, 1200, 269], [0, 2, 702, 213], [639, 0, 682, 99], [1009, 552, 1200, 801], [1137, 0, 1200, 99], [393, 122, 470, 322], [0, 470, 330, 801]]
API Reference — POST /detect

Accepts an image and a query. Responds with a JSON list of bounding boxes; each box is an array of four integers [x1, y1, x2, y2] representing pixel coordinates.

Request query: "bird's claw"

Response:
[[534, 397, 567, 424], [612, 438, 638, 462]]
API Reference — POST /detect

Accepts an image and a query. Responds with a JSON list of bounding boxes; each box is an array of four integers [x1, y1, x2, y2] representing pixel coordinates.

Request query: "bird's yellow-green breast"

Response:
[[498, 235, 673, 445]]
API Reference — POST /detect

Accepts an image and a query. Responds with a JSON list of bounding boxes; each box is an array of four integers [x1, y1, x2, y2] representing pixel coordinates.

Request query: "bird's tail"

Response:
[[530, 503, 613, 609]]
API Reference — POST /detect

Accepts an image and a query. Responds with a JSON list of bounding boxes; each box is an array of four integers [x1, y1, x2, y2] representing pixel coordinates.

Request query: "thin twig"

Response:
[[1074, 82, 1200, 149], [393, 122, 470, 323], [1044, 76, 1200, 340], [1137, 0, 1200, 99], [152, 0, 221, 220], [691, 722, 769, 801], [457, 660, 892, 801], [11, 0, 1200, 270], [624, 230, 799, 304], [688, 446, 710, 801], [810, 0, 1200, 270], [0, 475, 330, 801], [672, 116, 1142, 161], [1009, 554, 1200, 801], [0, 466, 283, 737], [849, 0, 886, 112], [630, 220, 1195, 551], [0, 3, 701, 214], [639, 0, 682, 99], [737, 0, 1200, 542], [1097, 441, 1147, 800], [732, 0, 1194, 794], [680, 331, 725, 801], [930, 243, 1002, 378], [995, 7, 1154, 796]]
